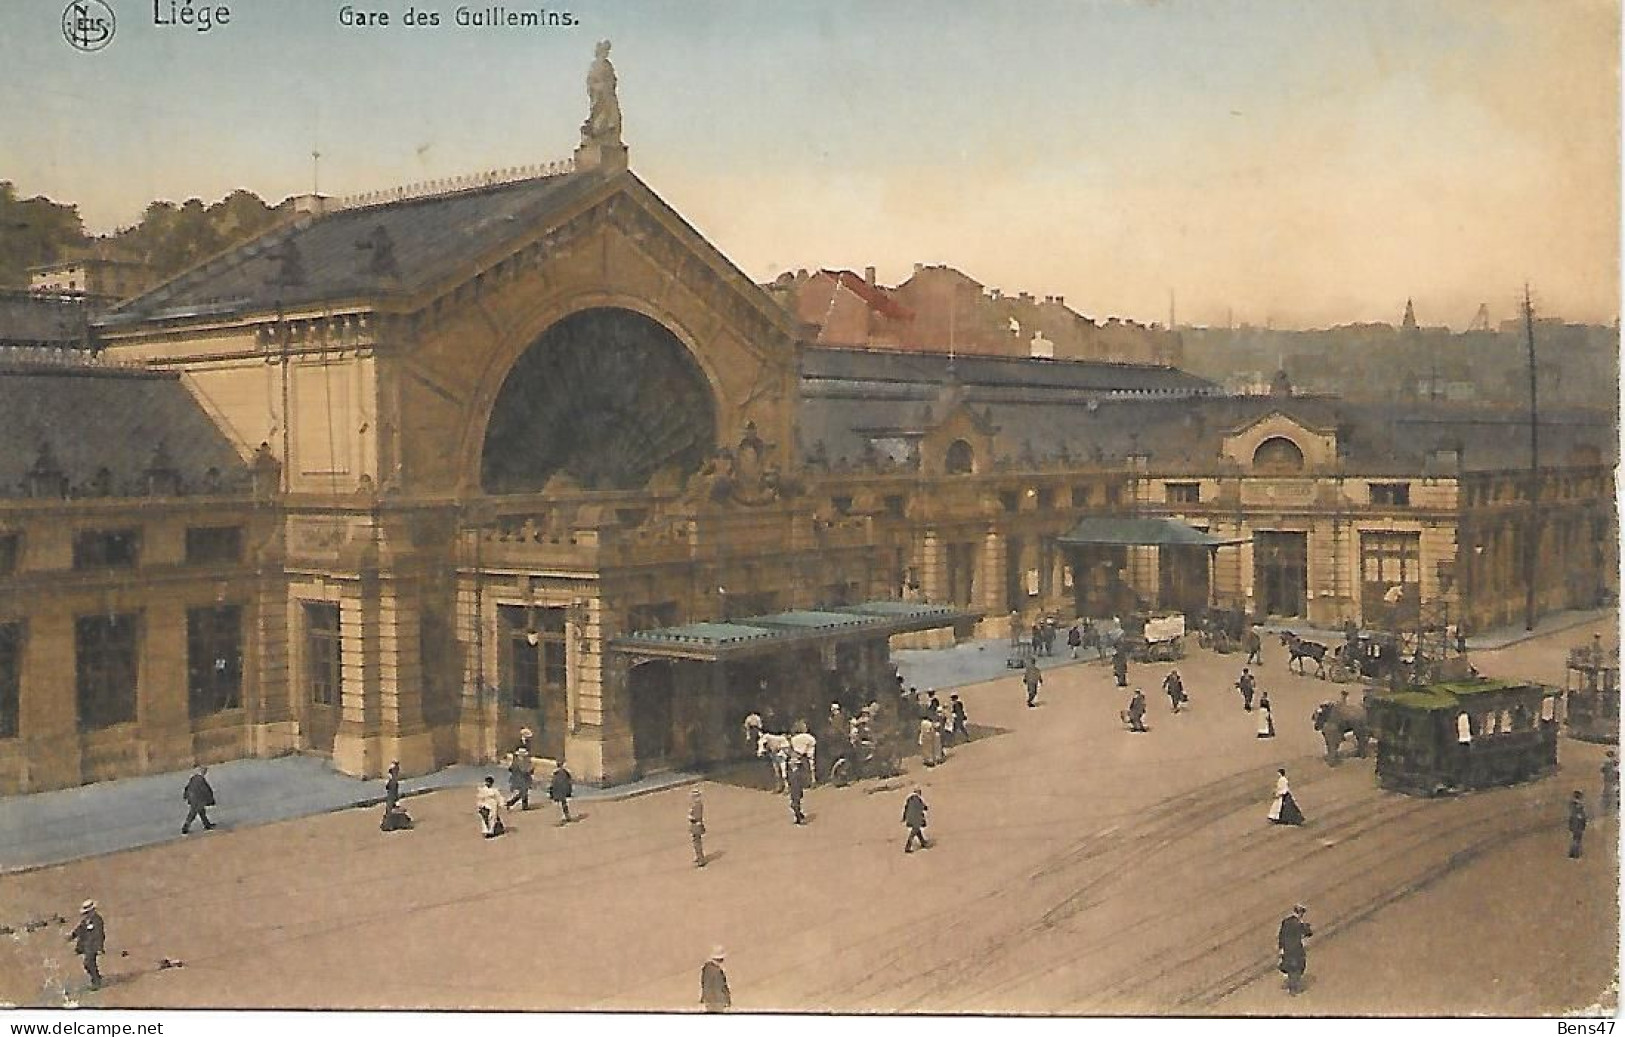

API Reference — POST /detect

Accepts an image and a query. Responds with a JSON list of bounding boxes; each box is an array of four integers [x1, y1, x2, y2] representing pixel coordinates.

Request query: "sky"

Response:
[[1, 0, 1618, 330]]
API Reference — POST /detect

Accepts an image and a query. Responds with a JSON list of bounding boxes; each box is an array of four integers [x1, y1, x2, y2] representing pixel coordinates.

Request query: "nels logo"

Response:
[[63, 0, 116, 52]]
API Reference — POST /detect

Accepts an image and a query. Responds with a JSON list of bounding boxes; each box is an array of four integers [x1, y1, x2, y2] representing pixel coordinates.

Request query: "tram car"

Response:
[[1366, 679, 1559, 797], [1564, 642, 1619, 744]]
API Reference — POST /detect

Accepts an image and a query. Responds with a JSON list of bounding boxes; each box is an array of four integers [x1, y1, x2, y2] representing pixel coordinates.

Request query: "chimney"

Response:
[[864, 266, 877, 285], [289, 194, 330, 216], [1055, 295, 1065, 306]]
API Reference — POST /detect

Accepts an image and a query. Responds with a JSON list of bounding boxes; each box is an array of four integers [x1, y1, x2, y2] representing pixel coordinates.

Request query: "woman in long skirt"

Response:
[[1256, 691, 1276, 738], [1268, 768, 1304, 825]]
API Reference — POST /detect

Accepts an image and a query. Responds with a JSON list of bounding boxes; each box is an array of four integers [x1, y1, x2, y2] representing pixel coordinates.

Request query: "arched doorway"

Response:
[[628, 661, 676, 774], [481, 307, 718, 493]]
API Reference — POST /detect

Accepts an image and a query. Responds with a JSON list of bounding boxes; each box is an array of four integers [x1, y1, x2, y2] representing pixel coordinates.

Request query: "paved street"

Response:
[[0, 614, 1614, 1014]]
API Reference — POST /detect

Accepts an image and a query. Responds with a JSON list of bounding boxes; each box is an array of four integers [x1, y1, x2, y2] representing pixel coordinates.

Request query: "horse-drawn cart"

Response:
[[1366, 679, 1559, 797], [1126, 612, 1185, 663]]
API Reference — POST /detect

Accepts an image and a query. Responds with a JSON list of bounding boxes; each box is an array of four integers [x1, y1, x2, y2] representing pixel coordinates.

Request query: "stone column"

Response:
[[377, 578, 435, 776], [18, 612, 80, 791], [332, 579, 383, 778], [139, 598, 193, 773]]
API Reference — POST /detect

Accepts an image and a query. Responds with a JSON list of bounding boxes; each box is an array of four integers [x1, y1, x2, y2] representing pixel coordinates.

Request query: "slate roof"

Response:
[[0, 292, 89, 347], [102, 169, 611, 324], [0, 366, 250, 498], [797, 358, 1616, 475]]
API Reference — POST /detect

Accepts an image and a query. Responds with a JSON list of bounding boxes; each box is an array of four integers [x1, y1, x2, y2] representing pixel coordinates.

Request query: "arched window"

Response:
[[1253, 436, 1305, 473], [945, 439, 975, 475]]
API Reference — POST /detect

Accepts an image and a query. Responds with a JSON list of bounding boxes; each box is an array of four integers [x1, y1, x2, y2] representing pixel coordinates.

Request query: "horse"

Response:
[[1312, 698, 1371, 763], [758, 731, 817, 792], [1279, 631, 1328, 678]]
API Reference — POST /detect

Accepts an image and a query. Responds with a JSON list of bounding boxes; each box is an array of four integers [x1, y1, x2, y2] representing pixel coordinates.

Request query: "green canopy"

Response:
[[1058, 517, 1246, 549]]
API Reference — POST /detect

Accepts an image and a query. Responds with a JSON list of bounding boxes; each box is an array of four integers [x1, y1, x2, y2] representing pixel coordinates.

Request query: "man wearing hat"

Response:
[[548, 759, 575, 825], [901, 786, 930, 853], [67, 899, 106, 990], [1276, 903, 1312, 995], [700, 947, 731, 1012], [507, 744, 535, 811]]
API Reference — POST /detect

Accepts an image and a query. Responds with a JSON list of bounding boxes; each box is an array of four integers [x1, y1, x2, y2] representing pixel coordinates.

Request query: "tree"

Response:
[[0, 181, 89, 288]]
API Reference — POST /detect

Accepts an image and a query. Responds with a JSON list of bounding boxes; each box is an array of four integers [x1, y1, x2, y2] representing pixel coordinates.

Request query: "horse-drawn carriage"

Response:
[[1564, 641, 1619, 744], [1365, 679, 1560, 797], [1123, 611, 1186, 663]]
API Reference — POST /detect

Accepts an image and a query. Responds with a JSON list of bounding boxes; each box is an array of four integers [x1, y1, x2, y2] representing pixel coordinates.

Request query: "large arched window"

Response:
[[945, 439, 975, 475], [1252, 436, 1305, 473], [480, 308, 716, 493]]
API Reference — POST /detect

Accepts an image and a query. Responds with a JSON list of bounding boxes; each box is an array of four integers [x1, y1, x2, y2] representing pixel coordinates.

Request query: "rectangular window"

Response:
[[1036, 489, 1054, 510], [185, 526, 244, 566], [1369, 483, 1411, 506], [1105, 485, 1122, 507], [73, 529, 140, 570], [500, 605, 566, 710], [187, 605, 243, 717], [1071, 486, 1092, 509], [0, 533, 18, 576], [0, 621, 20, 738], [999, 491, 1021, 514], [305, 603, 341, 707], [1360, 532, 1422, 585], [884, 495, 906, 518], [830, 496, 853, 516], [76, 614, 139, 731], [1164, 482, 1201, 505]]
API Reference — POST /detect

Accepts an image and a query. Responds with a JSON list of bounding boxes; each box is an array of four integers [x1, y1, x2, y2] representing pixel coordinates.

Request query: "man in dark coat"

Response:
[[950, 694, 969, 744], [1236, 668, 1257, 712], [1126, 688, 1148, 732], [380, 760, 412, 831], [67, 899, 106, 990], [1602, 752, 1619, 814], [1023, 657, 1043, 708], [182, 765, 216, 834], [1277, 903, 1311, 995], [701, 948, 731, 1012], [548, 760, 575, 824], [1162, 670, 1186, 713], [902, 786, 930, 853], [507, 746, 535, 810], [1568, 790, 1589, 858], [787, 757, 809, 825], [1113, 644, 1130, 687]]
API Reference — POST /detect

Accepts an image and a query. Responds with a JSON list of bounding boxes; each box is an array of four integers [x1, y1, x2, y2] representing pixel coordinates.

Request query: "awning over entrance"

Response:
[[1058, 517, 1247, 549], [609, 601, 978, 662]]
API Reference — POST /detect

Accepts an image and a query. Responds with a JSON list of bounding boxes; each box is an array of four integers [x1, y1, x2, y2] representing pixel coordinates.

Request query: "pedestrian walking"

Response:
[[476, 776, 506, 838], [1008, 610, 1022, 648], [1602, 751, 1619, 814], [507, 746, 535, 810], [1125, 688, 1148, 732], [689, 788, 708, 867], [1024, 656, 1043, 707], [1276, 903, 1312, 995], [1256, 691, 1276, 738], [181, 764, 216, 835], [743, 711, 763, 752], [380, 760, 413, 831], [1162, 669, 1186, 713], [902, 786, 930, 853], [1244, 628, 1263, 666], [1268, 768, 1305, 825], [1068, 622, 1083, 659], [951, 694, 969, 744], [1568, 790, 1588, 858], [548, 760, 574, 825], [701, 947, 731, 1012], [787, 757, 809, 825], [1236, 668, 1257, 712], [67, 899, 105, 990], [1113, 644, 1130, 687]]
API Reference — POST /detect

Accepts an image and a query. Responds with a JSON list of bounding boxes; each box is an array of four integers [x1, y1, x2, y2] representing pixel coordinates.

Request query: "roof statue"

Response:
[[581, 40, 622, 147]]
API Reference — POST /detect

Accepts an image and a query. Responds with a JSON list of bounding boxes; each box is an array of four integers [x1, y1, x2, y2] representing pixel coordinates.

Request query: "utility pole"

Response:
[[1522, 284, 1539, 631]]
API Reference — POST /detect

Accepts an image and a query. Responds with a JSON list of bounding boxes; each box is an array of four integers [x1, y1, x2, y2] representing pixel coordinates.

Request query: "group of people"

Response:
[[472, 730, 577, 839]]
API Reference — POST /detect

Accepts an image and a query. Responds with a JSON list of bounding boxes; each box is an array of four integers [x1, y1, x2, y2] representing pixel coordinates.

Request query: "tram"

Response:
[[1366, 679, 1560, 797]]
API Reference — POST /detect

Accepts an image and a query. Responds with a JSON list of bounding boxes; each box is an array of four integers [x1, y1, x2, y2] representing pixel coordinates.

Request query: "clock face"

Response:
[[481, 307, 717, 494]]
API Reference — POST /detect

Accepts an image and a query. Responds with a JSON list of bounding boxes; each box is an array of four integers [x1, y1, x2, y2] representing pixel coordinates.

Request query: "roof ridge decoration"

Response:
[[329, 159, 578, 213]]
